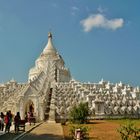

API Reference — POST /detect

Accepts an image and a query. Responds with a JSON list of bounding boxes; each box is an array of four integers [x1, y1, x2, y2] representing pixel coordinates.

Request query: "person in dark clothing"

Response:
[[14, 112, 21, 133], [4, 112, 10, 133], [4, 111, 13, 133], [25, 112, 28, 122], [8, 110, 13, 129], [0, 112, 4, 131]]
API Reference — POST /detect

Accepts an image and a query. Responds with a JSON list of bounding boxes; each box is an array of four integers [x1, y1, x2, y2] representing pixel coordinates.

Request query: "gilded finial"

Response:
[[48, 32, 52, 39]]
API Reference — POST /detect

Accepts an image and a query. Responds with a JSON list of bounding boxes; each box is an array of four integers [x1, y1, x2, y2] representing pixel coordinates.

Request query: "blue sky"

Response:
[[0, 0, 140, 86]]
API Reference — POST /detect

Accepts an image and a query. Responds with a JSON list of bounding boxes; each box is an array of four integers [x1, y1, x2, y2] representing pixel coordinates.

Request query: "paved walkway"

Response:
[[21, 122, 64, 140], [0, 123, 15, 136], [0, 122, 41, 140]]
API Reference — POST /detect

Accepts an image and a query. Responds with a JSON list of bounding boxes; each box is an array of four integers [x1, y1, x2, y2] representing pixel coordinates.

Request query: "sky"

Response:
[[0, 0, 140, 86]]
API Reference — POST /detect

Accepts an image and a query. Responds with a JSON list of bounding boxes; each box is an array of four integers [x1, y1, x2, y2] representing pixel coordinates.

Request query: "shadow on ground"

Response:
[[87, 121, 105, 124], [21, 133, 65, 140], [0, 131, 22, 140]]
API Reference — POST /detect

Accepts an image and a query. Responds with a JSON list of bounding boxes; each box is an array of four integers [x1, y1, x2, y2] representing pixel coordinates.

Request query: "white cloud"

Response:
[[97, 6, 108, 13], [97, 6, 104, 13], [72, 6, 79, 11], [71, 6, 79, 16], [80, 13, 124, 32]]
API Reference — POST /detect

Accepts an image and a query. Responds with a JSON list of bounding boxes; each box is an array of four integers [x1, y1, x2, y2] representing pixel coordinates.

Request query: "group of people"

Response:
[[0, 111, 21, 133], [0, 111, 13, 133], [0, 111, 35, 133]]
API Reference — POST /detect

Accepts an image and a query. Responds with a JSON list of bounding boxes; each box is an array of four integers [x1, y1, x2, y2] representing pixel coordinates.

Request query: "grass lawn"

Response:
[[62, 119, 140, 140]]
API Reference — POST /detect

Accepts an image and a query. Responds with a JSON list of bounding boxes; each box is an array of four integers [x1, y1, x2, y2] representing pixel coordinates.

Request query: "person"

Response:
[[25, 112, 28, 122], [4, 112, 10, 133], [0, 112, 4, 131], [14, 112, 21, 133], [8, 110, 13, 129], [27, 112, 31, 125], [4, 110, 13, 133], [30, 112, 33, 117]]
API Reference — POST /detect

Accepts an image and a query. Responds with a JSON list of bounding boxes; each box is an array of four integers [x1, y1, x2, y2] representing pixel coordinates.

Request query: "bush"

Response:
[[118, 121, 140, 140], [69, 125, 89, 140], [61, 119, 66, 125], [69, 102, 89, 124]]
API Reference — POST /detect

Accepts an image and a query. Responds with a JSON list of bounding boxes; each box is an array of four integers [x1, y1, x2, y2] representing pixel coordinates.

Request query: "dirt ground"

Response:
[[62, 120, 140, 140]]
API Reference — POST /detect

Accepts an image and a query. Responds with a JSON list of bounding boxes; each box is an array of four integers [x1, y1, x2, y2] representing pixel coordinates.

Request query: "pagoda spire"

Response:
[[43, 32, 56, 55], [48, 32, 52, 38]]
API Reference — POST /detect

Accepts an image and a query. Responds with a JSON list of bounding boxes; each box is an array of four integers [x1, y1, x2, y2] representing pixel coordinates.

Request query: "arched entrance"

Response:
[[25, 100, 34, 115]]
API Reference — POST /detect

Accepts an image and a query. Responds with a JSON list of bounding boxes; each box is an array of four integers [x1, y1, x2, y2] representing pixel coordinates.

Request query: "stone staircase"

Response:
[[45, 92, 52, 120]]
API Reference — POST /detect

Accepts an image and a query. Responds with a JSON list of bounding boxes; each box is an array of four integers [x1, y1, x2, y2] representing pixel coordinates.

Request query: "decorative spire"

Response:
[[48, 32, 52, 39], [43, 32, 56, 55]]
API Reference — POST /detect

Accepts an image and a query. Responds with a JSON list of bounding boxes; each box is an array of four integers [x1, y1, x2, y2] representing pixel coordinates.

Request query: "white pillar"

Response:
[[20, 101, 24, 120], [34, 97, 39, 120], [39, 103, 44, 121]]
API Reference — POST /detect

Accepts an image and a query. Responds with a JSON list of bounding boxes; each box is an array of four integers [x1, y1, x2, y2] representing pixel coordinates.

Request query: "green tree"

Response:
[[118, 121, 140, 140], [69, 102, 89, 124]]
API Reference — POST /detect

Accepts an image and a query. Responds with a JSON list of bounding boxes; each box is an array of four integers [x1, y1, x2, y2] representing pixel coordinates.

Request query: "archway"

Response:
[[25, 100, 34, 115]]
